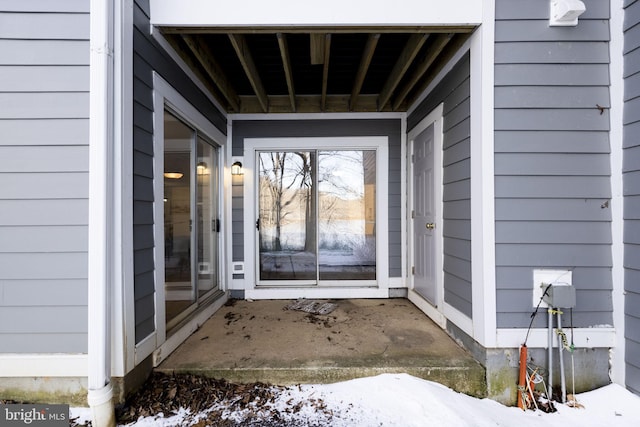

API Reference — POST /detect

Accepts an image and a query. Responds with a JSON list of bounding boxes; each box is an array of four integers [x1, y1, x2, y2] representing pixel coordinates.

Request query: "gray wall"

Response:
[[624, 0, 640, 397], [0, 1, 89, 352], [133, 0, 226, 343], [408, 54, 472, 318], [494, 0, 613, 328], [231, 119, 403, 278]]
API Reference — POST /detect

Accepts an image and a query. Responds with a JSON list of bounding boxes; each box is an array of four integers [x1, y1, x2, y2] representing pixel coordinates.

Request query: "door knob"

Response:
[[426, 223, 435, 230]]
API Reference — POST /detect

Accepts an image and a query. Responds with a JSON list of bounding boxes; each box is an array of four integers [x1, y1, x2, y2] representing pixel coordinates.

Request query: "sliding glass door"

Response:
[[164, 110, 220, 329], [257, 149, 376, 285]]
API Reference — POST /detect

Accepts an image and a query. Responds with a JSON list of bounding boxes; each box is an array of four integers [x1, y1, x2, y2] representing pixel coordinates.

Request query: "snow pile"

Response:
[[70, 373, 640, 426]]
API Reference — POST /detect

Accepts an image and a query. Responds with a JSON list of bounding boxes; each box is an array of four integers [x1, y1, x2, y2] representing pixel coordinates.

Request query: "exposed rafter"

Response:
[[310, 33, 326, 65], [181, 34, 241, 112], [350, 33, 380, 111], [392, 33, 453, 111], [276, 33, 296, 112], [406, 33, 472, 108], [163, 27, 472, 114], [228, 34, 269, 112], [378, 33, 429, 111], [321, 34, 331, 111]]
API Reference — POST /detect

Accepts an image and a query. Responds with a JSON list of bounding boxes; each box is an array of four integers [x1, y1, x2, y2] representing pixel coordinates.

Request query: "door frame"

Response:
[[407, 103, 445, 328], [243, 136, 390, 299], [150, 73, 228, 362]]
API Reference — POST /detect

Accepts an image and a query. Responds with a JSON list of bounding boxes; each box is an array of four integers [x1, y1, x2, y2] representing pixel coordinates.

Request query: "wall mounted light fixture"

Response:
[[231, 161, 243, 176], [197, 161, 208, 175], [549, 0, 586, 27]]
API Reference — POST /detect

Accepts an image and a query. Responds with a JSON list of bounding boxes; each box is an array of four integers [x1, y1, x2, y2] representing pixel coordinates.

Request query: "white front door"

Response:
[[408, 104, 443, 322], [412, 123, 437, 305]]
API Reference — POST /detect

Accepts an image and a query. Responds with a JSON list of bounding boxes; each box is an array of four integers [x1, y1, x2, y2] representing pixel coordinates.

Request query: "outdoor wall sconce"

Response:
[[197, 161, 208, 175], [549, 0, 585, 27], [231, 161, 243, 176]]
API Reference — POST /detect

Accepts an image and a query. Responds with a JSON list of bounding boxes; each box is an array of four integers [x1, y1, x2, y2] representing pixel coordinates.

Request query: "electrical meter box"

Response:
[[542, 284, 576, 308]]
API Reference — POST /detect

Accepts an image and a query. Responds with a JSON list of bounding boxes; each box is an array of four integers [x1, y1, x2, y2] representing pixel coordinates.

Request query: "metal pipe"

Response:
[[557, 311, 566, 403], [548, 308, 553, 400], [88, 0, 116, 425]]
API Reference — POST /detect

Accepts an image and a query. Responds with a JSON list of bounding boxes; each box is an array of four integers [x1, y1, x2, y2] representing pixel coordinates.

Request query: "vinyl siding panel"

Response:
[[0, 119, 89, 146], [494, 0, 612, 329], [625, 0, 640, 396], [0, 13, 89, 40], [231, 119, 402, 278], [0, 5, 89, 353], [408, 53, 472, 317], [132, 0, 226, 344]]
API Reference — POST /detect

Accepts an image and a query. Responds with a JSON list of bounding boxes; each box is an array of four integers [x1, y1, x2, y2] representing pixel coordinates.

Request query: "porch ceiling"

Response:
[[159, 27, 474, 114]]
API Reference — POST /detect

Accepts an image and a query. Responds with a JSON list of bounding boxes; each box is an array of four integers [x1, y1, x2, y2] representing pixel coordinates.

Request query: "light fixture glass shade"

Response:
[[231, 161, 243, 175], [163, 172, 184, 179]]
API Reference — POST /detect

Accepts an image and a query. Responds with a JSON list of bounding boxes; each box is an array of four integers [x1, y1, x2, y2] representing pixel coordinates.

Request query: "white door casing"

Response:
[[243, 136, 389, 300], [407, 104, 445, 327]]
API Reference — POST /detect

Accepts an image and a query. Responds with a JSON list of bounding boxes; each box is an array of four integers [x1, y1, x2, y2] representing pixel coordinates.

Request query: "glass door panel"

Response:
[[258, 151, 317, 281], [196, 137, 219, 297], [318, 150, 376, 280], [256, 148, 377, 285], [163, 111, 195, 324]]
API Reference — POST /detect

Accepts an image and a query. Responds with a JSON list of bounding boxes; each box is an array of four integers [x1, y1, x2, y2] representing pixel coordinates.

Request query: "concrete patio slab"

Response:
[[156, 298, 487, 397]]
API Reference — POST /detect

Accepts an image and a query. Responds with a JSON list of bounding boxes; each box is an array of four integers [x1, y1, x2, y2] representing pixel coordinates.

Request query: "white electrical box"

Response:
[[232, 262, 245, 275], [532, 269, 572, 308]]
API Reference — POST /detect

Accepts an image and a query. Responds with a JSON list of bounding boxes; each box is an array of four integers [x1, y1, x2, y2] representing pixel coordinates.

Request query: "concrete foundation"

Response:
[[446, 321, 611, 404]]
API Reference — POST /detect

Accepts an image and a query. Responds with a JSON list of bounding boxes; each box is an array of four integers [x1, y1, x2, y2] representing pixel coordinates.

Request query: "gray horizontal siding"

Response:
[[0, 66, 89, 92], [132, 0, 227, 344], [494, 0, 612, 329], [408, 53, 472, 317], [232, 119, 402, 278], [0, 5, 89, 353], [624, 0, 640, 397], [0, 0, 89, 13], [0, 13, 89, 40]]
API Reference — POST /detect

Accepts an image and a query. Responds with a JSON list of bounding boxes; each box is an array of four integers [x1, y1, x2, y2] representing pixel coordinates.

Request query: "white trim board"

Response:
[[608, 0, 626, 387], [469, 2, 496, 348], [0, 354, 87, 377], [112, 0, 135, 378], [496, 328, 616, 349], [229, 112, 405, 121], [150, 0, 482, 27]]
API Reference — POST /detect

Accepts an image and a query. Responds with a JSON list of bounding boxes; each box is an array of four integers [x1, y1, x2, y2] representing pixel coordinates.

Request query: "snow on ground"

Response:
[[71, 373, 640, 426]]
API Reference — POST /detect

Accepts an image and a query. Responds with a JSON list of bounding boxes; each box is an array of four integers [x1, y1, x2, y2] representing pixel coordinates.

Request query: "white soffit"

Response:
[[149, 0, 483, 27]]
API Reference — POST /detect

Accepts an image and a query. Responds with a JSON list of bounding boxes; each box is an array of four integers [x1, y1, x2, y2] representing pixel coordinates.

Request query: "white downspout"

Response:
[[88, 0, 116, 426]]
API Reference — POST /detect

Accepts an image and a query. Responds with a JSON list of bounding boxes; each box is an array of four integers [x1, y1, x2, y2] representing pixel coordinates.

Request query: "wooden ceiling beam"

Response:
[[276, 33, 296, 112], [405, 33, 471, 108], [392, 33, 453, 111], [181, 34, 241, 112], [378, 33, 429, 111], [239, 94, 389, 114], [310, 33, 326, 65], [350, 33, 380, 111], [321, 34, 331, 111], [228, 33, 269, 113]]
